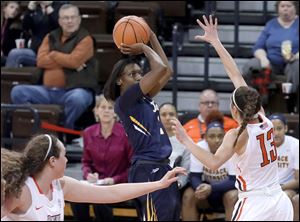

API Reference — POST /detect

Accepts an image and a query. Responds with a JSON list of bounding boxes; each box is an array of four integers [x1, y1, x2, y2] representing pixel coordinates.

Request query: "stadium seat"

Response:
[[114, 1, 162, 34], [71, 1, 109, 34]]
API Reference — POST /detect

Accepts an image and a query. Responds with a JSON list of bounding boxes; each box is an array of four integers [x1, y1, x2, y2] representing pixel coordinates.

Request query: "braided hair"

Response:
[[231, 86, 261, 147]]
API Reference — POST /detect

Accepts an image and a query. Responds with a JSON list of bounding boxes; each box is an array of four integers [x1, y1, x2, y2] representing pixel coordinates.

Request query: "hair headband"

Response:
[[232, 88, 243, 113], [268, 113, 287, 125], [206, 121, 224, 133], [232, 88, 259, 119], [43, 134, 52, 161]]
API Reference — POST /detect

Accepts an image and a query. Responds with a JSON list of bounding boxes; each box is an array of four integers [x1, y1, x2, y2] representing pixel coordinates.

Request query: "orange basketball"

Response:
[[113, 15, 150, 48]]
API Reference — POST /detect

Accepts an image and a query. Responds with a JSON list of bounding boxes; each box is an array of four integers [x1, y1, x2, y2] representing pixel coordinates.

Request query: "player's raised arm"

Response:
[[146, 30, 173, 97], [195, 15, 247, 89]]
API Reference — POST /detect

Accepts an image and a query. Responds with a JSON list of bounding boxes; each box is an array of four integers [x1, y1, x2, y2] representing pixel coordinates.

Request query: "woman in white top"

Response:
[[269, 113, 299, 221], [183, 110, 238, 221], [159, 102, 190, 190], [269, 113, 299, 196], [1, 134, 186, 221], [172, 15, 293, 221]]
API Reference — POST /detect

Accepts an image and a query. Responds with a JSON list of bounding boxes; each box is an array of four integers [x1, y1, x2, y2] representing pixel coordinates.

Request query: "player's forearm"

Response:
[[97, 181, 164, 203], [64, 176, 164, 203], [140, 44, 167, 95], [211, 39, 246, 88], [143, 44, 167, 72], [183, 139, 221, 170], [149, 32, 173, 76], [211, 40, 241, 81]]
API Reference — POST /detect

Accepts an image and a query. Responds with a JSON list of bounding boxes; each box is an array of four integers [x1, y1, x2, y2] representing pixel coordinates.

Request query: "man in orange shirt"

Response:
[[183, 89, 238, 143], [11, 4, 97, 130]]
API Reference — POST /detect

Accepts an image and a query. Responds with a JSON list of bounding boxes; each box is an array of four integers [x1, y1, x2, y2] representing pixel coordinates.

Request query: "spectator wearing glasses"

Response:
[[183, 89, 238, 143], [5, 1, 67, 68], [10, 4, 97, 130], [1, 1, 22, 66]]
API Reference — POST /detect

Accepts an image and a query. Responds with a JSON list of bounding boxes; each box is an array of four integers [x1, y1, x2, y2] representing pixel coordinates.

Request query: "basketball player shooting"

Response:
[[104, 16, 182, 221]]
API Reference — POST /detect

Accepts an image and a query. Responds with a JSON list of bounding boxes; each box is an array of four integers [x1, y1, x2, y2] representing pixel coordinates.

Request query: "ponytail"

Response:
[[1, 148, 28, 198]]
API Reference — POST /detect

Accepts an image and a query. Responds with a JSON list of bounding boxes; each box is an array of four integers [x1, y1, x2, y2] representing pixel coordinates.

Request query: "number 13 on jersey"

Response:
[[256, 128, 277, 167]]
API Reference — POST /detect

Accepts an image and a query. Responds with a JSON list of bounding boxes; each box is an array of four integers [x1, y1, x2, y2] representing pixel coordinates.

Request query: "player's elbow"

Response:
[[166, 66, 173, 77], [158, 64, 168, 75]]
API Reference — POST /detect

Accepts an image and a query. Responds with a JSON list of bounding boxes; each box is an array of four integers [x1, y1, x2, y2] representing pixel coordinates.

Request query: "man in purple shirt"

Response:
[[71, 94, 133, 221]]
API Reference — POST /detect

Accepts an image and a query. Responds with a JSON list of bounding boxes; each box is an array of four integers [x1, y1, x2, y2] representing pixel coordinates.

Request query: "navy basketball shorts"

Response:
[[128, 160, 181, 221]]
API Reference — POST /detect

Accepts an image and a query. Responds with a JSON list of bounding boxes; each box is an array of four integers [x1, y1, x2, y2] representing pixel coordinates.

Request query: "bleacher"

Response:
[[1, 1, 299, 221]]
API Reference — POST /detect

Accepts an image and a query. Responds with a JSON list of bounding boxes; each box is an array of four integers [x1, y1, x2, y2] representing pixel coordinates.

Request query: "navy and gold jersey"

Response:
[[115, 83, 172, 163]]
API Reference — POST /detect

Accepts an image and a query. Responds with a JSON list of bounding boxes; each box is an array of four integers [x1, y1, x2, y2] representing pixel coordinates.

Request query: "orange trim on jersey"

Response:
[[236, 197, 247, 221], [238, 175, 247, 191]]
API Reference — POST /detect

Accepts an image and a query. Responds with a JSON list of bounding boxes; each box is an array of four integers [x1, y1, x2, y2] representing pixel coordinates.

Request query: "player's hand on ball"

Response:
[[119, 43, 144, 55]]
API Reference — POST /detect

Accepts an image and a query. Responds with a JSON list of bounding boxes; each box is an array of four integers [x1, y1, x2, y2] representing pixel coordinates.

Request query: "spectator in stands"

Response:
[[71, 95, 133, 221], [5, 1, 67, 67], [1, 1, 22, 66], [242, 1, 299, 113], [182, 110, 238, 221], [183, 89, 238, 143], [10, 4, 97, 130], [268, 113, 299, 215], [159, 103, 190, 190]]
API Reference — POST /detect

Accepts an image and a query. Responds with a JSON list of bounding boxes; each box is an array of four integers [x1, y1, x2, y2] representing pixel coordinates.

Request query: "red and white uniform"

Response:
[[230, 114, 293, 221], [2, 177, 64, 221]]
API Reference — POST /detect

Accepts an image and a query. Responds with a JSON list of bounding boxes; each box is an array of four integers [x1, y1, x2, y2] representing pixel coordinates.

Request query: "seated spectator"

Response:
[[71, 95, 133, 221], [5, 1, 66, 67], [10, 4, 98, 130], [1, 1, 22, 66], [242, 1, 299, 112], [159, 102, 190, 190], [182, 110, 238, 221], [268, 113, 299, 209], [183, 89, 238, 143]]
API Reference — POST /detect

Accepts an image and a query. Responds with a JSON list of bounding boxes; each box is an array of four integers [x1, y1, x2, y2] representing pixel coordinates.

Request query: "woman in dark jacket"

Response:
[[1, 1, 22, 66], [5, 1, 68, 67]]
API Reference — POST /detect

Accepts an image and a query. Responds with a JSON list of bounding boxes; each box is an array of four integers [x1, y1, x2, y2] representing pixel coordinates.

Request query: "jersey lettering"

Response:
[[149, 100, 159, 113], [256, 128, 277, 167], [47, 214, 61, 221]]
